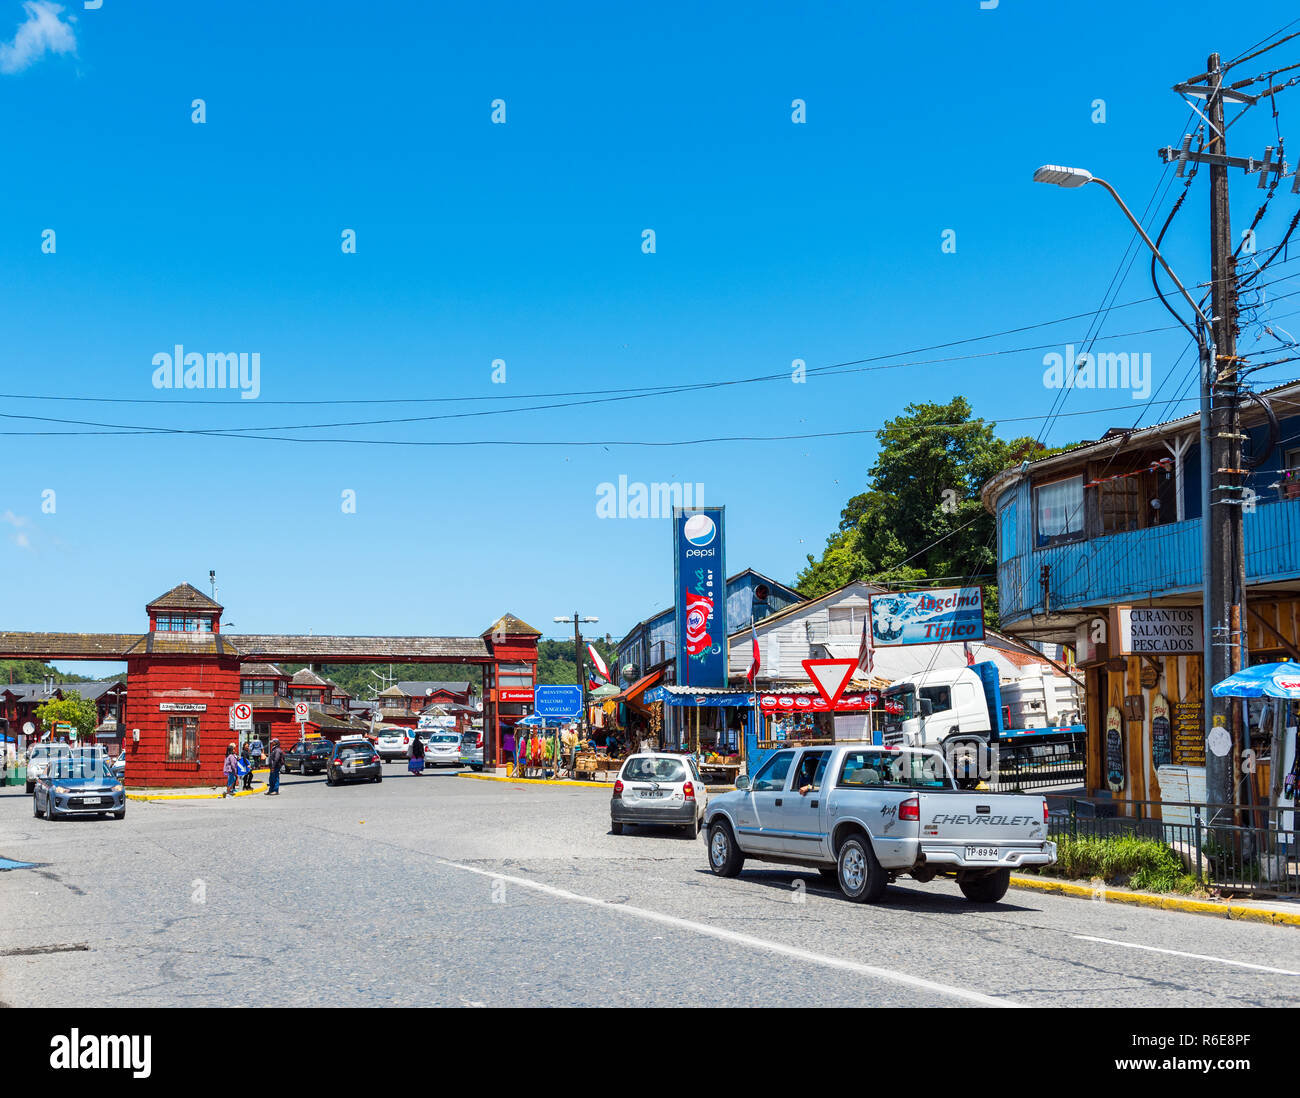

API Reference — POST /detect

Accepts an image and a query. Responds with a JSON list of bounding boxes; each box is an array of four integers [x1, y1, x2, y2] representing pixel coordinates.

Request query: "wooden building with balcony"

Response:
[[981, 380, 1300, 807]]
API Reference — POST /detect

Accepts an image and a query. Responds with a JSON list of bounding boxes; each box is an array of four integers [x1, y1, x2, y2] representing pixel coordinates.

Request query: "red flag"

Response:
[[587, 644, 609, 680], [964, 641, 976, 666], [856, 615, 874, 677], [746, 620, 761, 684]]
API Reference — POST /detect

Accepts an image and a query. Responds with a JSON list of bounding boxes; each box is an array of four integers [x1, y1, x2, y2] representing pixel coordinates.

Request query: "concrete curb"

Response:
[[457, 772, 613, 789], [127, 783, 267, 802], [1010, 873, 1300, 927]]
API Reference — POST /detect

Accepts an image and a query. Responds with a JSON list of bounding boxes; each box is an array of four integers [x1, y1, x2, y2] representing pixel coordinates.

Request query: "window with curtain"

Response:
[[1034, 477, 1084, 547]]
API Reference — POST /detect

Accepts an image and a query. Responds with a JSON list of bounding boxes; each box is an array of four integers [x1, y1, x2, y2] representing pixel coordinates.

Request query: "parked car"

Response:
[[284, 738, 334, 775], [611, 753, 709, 837], [703, 744, 1055, 904], [108, 755, 126, 781], [458, 730, 484, 771], [422, 732, 462, 768], [33, 755, 126, 821], [25, 743, 72, 795], [375, 729, 412, 761], [326, 740, 382, 786]]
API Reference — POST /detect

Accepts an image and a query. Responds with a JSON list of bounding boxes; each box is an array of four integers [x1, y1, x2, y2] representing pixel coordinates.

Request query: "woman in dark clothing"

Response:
[[240, 743, 254, 791], [408, 732, 426, 776]]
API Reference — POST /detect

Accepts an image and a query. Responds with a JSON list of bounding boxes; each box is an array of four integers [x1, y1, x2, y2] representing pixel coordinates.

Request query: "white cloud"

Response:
[[0, 1, 75, 75], [1, 511, 33, 550]]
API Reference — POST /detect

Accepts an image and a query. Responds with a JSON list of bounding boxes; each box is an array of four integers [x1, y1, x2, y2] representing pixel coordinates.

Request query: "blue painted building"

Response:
[[615, 569, 803, 685], [981, 380, 1300, 806]]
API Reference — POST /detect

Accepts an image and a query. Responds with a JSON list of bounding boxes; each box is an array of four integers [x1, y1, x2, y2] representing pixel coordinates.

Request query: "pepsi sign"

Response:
[[673, 506, 727, 687]]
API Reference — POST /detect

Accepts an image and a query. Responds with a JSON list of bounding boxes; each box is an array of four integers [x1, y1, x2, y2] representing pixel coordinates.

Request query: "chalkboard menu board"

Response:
[[1106, 705, 1125, 792], [1151, 693, 1171, 770], [1172, 698, 1205, 766]]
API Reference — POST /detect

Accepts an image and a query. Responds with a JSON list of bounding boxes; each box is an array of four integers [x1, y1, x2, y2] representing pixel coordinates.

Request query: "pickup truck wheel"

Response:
[[959, 868, 1011, 903], [707, 820, 744, 877], [837, 835, 886, 902]]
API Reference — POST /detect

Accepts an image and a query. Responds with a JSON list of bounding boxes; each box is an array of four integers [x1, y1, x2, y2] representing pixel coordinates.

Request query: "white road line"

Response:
[[438, 858, 1018, 1008], [1073, 935, 1300, 976]]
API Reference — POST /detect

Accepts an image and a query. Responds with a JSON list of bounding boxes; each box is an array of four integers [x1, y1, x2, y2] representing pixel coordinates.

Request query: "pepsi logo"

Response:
[[683, 513, 716, 547]]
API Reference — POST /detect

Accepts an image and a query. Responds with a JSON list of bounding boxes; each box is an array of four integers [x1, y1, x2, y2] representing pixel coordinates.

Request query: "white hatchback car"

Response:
[[611, 753, 709, 837], [375, 729, 412, 761]]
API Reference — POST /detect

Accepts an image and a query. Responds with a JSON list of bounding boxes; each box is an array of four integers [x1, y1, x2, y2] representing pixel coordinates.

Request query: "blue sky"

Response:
[[4, 0, 1300, 671]]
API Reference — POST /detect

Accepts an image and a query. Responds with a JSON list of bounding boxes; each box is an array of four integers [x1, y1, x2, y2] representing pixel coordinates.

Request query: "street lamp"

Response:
[[1034, 162, 1217, 780], [555, 613, 600, 739]]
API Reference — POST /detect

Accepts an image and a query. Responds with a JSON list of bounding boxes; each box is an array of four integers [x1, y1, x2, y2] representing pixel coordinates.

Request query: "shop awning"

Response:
[[614, 669, 663, 714]]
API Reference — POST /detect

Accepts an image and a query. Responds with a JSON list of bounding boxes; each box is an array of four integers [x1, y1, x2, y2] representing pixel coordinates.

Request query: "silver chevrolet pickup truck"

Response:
[[703, 743, 1056, 904]]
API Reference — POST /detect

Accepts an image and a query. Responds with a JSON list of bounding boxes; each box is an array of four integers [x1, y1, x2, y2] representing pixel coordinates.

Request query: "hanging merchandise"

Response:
[[1286, 726, 1300, 800]]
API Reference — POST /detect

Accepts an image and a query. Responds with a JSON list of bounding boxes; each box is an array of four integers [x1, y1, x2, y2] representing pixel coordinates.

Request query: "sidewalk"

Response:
[[1010, 872, 1300, 927], [127, 767, 272, 801]]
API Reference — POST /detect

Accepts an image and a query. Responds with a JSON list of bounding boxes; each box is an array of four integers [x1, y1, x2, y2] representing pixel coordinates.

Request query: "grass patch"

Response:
[[1039, 834, 1200, 894]]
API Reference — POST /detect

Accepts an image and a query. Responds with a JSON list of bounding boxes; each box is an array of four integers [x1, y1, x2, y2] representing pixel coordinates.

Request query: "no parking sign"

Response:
[[229, 702, 253, 732], [294, 701, 310, 724]]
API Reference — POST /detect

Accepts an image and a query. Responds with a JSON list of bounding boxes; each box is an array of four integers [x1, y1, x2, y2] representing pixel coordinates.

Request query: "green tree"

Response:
[[796, 397, 1064, 624], [0, 660, 101, 685], [33, 689, 99, 740]]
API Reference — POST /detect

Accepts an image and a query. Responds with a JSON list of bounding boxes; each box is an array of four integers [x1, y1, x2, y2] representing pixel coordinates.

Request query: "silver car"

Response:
[[33, 754, 126, 821], [25, 742, 72, 795], [422, 731, 462, 768], [611, 753, 709, 837], [458, 730, 484, 771]]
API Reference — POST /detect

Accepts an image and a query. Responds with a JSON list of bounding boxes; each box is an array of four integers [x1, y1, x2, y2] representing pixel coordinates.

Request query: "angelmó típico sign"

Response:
[[159, 703, 207, 712]]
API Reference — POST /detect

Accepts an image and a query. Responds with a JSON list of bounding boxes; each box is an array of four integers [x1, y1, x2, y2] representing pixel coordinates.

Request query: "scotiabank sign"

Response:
[[759, 691, 900, 715], [499, 689, 534, 703]]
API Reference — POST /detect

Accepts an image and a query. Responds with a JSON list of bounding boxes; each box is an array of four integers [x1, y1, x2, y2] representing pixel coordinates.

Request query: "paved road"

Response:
[[1, 766, 1298, 1007]]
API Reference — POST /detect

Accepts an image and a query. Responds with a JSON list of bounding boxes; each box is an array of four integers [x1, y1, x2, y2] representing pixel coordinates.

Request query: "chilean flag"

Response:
[[964, 641, 976, 666], [857, 616, 874, 677], [746, 620, 761, 684], [587, 644, 609, 681]]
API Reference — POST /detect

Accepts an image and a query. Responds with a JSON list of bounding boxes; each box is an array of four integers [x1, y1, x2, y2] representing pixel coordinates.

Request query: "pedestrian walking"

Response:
[[408, 731, 426, 776], [222, 743, 239, 797], [266, 738, 284, 795], [250, 737, 265, 768], [240, 742, 254, 791]]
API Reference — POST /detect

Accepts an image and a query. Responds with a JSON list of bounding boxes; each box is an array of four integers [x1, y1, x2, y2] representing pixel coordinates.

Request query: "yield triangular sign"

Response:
[[802, 659, 857, 709]]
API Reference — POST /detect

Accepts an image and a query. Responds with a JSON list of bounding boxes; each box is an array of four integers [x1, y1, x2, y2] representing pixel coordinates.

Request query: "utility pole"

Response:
[[1205, 52, 1246, 818], [554, 612, 600, 737]]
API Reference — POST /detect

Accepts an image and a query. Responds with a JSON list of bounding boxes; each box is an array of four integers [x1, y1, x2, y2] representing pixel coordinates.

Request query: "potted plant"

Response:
[[1280, 469, 1300, 500]]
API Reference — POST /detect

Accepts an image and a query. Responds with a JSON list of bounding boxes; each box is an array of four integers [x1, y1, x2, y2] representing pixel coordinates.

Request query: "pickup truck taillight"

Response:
[[613, 779, 623, 797], [899, 796, 919, 821], [1043, 799, 1049, 823], [682, 781, 695, 801]]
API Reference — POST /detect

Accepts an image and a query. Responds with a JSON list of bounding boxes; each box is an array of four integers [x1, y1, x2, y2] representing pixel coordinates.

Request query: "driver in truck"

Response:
[[795, 751, 827, 796]]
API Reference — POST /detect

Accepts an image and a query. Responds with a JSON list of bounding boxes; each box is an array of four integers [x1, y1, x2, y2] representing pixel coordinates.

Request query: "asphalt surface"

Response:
[[1, 765, 1298, 1008]]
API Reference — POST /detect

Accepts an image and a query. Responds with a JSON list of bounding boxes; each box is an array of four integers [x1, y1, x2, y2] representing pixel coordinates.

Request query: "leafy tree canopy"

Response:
[[796, 397, 1069, 623], [33, 690, 99, 739]]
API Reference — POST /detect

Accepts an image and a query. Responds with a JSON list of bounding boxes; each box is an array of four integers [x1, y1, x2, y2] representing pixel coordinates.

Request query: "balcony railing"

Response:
[[999, 497, 1300, 620]]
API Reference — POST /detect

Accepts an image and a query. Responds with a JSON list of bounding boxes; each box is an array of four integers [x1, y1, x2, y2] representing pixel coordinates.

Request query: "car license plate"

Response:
[[965, 845, 999, 861], [639, 790, 663, 798], [82, 797, 102, 805]]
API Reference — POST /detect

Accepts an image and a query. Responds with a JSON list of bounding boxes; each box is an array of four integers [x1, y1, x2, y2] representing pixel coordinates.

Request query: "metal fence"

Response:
[[1046, 795, 1300, 895]]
